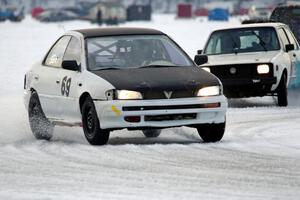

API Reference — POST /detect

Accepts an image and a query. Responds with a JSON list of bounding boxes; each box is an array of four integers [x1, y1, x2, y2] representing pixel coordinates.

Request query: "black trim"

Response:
[[122, 103, 221, 111], [222, 77, 277, 98], [144, 113, 197, 122], [222, 77, 277, 86], [208, 63, 274, 79]]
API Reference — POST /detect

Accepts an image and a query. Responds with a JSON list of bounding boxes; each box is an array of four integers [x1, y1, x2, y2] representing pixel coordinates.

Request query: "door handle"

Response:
[[34, 75, 39, 80], [56, 80, 60, 84]]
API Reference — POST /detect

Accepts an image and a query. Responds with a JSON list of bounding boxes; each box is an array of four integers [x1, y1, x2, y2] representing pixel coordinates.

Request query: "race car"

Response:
[[198, 22, 300, 106], [24, 27, 227, 145]]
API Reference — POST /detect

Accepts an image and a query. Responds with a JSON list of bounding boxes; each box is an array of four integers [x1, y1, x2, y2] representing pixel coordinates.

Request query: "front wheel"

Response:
[[277, 73, 288, 107], [82, 96, 110, 145], [196, 122, 225, 143], [28, 92, 54, 140]]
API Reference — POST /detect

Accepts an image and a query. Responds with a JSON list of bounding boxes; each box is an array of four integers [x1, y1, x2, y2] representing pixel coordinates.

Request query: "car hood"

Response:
[[91, 66, 220, 92], [203, 51, 279, 66]]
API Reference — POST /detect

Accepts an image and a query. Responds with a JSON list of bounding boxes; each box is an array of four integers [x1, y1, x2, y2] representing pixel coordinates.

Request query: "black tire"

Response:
[[142, 129, 161, 138], [196, 122, 225, 143], [82, 96, 110, 145], [28, 92, 54, 140], [277, 73, 288, 107]]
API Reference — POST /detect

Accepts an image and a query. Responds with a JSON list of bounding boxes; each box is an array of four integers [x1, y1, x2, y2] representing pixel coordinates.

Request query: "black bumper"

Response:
[[221, 77, 277, 98]]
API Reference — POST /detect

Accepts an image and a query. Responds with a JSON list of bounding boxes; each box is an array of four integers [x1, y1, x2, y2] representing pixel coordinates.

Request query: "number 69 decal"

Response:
[[61, 76, 72, 97]]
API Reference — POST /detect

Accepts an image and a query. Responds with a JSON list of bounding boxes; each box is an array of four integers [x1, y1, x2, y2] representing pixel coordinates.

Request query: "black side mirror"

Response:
[[62, 60, 80, 71], [194, 55, 208, 65], [286, 44, 295, 52], [197, 49, 203, 54]]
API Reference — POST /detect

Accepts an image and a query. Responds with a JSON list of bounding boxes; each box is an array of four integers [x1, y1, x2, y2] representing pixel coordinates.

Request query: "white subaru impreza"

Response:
[[24, 27, 227, 145]]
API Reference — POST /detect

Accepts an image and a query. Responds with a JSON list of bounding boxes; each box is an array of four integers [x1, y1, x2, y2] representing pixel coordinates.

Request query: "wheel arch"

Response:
[[79, 92, 92, 114], [282, 68, 288, 85]]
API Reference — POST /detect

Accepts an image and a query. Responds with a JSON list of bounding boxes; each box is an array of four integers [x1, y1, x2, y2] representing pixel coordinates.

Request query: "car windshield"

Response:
[[86, 35, 193, 70], [204, 27, 280, 55]]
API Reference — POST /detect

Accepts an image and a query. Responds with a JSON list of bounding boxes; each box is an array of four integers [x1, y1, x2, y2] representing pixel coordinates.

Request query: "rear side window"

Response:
[[44, 36, 71, 67], [63, 37, 81, 66]]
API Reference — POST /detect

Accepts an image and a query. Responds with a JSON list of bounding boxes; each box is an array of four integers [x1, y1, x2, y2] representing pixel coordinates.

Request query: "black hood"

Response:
[[92, 66, 220, 92]]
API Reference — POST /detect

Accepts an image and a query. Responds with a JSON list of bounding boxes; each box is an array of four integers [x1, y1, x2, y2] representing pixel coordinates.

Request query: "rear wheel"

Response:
[[142, 129, 161, 138], [28, 92, 54, 140], [196, 122, 225, 143], [277, 73, 288, 107], [82, 96, 110, 145]]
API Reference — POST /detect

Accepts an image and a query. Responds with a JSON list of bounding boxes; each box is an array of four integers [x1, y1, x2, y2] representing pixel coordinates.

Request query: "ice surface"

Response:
[[0, 15, 299, 200]]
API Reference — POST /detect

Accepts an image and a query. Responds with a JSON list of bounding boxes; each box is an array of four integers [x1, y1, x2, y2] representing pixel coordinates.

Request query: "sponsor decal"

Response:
[[111, 105, 121, 116]]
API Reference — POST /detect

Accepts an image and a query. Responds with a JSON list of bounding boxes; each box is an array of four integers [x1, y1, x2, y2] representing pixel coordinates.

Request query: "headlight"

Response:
[[202, 67, 211, 73], [257, 64, 269, 74], [197, 86, 220, 97], [117, 90, 142, 100]]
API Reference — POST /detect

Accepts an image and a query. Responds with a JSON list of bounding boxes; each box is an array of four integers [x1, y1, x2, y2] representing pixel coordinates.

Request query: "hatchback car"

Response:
[[24, 27, 227, 145], [198, 23, 300, 106]]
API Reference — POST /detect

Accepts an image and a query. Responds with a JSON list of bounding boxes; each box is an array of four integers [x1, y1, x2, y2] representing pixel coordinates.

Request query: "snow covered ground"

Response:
[[0, 15, 300, 199]]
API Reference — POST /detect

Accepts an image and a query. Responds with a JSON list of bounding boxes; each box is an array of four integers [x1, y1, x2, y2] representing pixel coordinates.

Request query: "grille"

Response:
[[144, 113, 197, 122], [122, 103, 221, 111], [142, 90, 195, 100], [210, 63, 273, 79]]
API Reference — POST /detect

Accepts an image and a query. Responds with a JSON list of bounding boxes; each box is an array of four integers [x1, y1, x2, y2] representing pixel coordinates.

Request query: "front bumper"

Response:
[[94, 95, 227, 130], [221, 77, 277, 98]]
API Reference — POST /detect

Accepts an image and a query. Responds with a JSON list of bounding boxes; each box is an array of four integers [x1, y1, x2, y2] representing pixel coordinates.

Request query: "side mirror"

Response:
[[194, 55, 208, 65], [197, 49, 203, 54], [62, 60, 80, 71], [286, 44, 295, 52]]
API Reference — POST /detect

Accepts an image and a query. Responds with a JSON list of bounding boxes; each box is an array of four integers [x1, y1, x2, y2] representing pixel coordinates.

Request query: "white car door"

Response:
[[283, 28, 300, 87], [57, 36, 82, 122], [33, 35, 71, 120]]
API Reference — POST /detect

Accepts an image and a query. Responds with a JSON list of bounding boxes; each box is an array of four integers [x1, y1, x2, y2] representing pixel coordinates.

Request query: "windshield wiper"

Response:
[[251, 31, 268, 51]]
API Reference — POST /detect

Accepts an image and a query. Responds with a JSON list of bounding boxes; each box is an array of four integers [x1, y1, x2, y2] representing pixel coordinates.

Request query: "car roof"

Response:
[[212, 22, 287, 32], [73, 27, 165, 38]]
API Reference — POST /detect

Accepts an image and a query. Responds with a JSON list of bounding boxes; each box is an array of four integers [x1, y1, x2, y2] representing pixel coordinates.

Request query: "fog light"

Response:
[[124, 116, 141, 123]]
